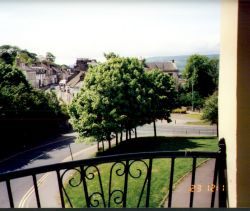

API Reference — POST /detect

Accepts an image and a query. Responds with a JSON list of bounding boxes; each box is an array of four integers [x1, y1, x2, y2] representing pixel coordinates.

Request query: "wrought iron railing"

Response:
[[0, 139, 227, 208]]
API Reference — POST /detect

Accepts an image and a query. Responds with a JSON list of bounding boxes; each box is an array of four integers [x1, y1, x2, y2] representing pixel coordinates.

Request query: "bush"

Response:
[[172, 108, 187, 114]]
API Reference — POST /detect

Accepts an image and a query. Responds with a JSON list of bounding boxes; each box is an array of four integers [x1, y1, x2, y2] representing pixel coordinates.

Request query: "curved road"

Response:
[[0, 119, 216, 208], [0, 132, 96, 208]]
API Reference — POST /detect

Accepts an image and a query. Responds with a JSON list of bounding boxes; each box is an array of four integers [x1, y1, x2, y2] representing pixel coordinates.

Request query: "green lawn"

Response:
[[63, 137, 218, 208], [185, 113, 202, 119], [186, 121, 211, 125], [185, 113, 211, 125]]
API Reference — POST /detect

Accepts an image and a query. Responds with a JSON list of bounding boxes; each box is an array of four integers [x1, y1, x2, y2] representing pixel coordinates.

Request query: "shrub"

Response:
[[172, 108, 187, 114]]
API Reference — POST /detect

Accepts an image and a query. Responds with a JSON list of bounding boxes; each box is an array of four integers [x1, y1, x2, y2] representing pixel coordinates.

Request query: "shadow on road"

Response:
[[0, 135, 76, 173]]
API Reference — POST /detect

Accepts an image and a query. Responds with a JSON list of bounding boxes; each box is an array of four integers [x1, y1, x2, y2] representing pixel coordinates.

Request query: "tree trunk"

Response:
[[153, 120, 157, 137], [126, 130, 128, 141], [97, 141, 100, 151], [135, 127, 137, 139], [108, 140, 111, 149], [120, 131, 123, 142], [102, 140, 105, 152], [129, 129, 131, 140], [216, 123, 219, 137], [116, 133, 118, 146]]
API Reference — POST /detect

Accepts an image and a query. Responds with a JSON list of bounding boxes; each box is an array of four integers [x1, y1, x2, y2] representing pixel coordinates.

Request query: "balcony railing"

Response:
[[0, 139, 227, 208]]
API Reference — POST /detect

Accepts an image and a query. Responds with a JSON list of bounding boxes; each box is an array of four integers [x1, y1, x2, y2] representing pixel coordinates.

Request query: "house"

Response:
[[18, 61, 68, 88], [66, 58, 97, 88], [30, 66, 47, 87], [145, 60, 180, 80], [23, 68, 36, 87], [74, 58, 97, 72]]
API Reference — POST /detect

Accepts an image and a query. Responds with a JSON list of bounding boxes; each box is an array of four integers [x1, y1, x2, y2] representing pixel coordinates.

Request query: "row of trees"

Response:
[[0, 45, 57, 66], [69, 53, 176, 149], [69, 53, 219, 148], [0, 46, 69, 157]]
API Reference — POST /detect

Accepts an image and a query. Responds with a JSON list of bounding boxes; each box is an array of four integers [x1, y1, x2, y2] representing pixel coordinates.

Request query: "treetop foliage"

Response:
[[177, 54, 219, 109], [0, 45, 64, 68], [69, 54, 175, 142], [183, 54, 218, 98]]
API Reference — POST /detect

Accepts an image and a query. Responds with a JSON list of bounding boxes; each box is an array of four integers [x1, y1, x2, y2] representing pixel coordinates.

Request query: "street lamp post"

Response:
[[191, 67, 196, 112], [192, 78, 194, 111]]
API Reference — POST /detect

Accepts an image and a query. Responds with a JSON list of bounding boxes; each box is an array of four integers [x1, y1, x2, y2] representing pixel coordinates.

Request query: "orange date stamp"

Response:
[[189, 184, 225, 192]]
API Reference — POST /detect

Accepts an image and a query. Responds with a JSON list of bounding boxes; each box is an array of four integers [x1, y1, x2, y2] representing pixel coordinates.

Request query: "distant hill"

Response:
[[145, 54, 219, 72]]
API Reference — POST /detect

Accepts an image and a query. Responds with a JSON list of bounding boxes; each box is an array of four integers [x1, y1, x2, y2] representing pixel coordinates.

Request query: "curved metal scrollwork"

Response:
[[88, 192, 106, 207], [60, 165, 106, 208], [84, 165, 106, 208], [60, 168, 83, 208], [108, 161, 126, 207], [128, 160, 149, 178], [108, 159, 150, 208], [109, 190, 124, 205], [128, 160, 150, 207], [59, 159, 151, 208]]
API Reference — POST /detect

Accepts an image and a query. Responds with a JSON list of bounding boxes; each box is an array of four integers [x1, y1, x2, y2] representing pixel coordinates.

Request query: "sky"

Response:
[[0, 0, 220, 65]]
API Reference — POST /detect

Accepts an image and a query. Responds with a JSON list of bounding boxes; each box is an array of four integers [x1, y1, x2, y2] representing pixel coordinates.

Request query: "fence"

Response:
[[0, 139, 227, 208]]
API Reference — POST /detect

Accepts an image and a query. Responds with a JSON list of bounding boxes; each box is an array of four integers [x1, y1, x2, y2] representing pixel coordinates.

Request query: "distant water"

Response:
[[145, 54, 219, 72]]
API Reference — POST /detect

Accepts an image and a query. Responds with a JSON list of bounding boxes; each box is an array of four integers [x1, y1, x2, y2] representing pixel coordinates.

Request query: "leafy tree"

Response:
[[202, 91, 218, 136], [208, 58, 219, 89], [178, 90, 204, 109], [69, 55, 146, 148], [183, 55, 219, 102], [16, 50, 38, 65], [103, 52, 119, 60], [46, 52, 56, 63], [145, 69, 175, 136], [0, 45, 39, 67], [202, 91, 218, 124], [0, 45, 19, 65], [0, 62, 31, 88], [69, 54, 175, 148]]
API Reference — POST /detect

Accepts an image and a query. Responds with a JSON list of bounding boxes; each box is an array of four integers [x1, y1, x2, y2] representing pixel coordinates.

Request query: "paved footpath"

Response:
[[164, 159, 219, 208]]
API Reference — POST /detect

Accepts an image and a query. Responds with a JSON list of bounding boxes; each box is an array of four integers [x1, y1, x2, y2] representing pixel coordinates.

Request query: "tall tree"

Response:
[[69, 55, 146, 147], [69, 54, 175, 147], [183, 55, 218, 98], [145, 69, 175, 136]]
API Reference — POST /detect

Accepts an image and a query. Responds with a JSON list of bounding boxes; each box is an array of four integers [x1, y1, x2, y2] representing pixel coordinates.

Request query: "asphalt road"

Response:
[[0, 132, 95, 208], [137, 122, 217, 137], [0, 119, 216, 208]]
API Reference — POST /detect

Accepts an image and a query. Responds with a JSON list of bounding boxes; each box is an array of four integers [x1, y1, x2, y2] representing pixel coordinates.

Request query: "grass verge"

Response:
[[185, 113, 202, 119], [185, 113, 211, 125], [186, 121, 210, 125], [63, 136, 218, 208]]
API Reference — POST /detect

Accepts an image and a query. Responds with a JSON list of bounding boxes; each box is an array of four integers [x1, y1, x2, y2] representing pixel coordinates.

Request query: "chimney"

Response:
[[172, 59, 175, 63]]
